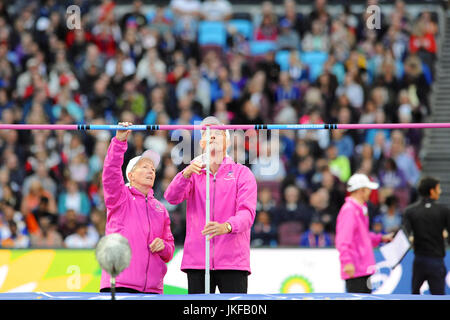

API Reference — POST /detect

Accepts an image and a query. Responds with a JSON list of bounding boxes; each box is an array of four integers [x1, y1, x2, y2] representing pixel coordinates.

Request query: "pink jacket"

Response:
[[335, 197, 382, 280], [164, 156, 257, 273], [100, 137, 175, 293]]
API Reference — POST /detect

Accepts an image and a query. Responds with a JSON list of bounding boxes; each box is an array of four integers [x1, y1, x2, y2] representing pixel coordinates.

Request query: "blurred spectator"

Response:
[[0, 200, 29, 247], [30, 215, 63, 248], [170, 0, 201, 41], [308, 0, 331, 31], [254, 1, 278, 41], [271, 184, 313, 231], [136, 48, 166, 88], [320, 169, 346, 209], [409, 16, 436, 70], [22, 161, 57, 198], [302, 19, 329, 52], [309, 186, 339, 233], [89, 208, 106, 240], [88, 140, 109, 181], [389, 130, 420, 187], [275, 71, 301, 104], [400, 54, 430, 116], [288, 50, 310, 84], [1, 220, 30, 248], [58, 179, 91, 217], [20, 180, 57, 233], [379, 195, 403, 233], [378, 157, 408, 189], [105, 49, 136, 78], [86, 76, 116, 119], [256, 187, 277, 212], [116, 78, 146, 119], [64, 222, 98, 248], [336, 71, 364, 110], [277, 19, 301, 51], [371, 214, 386, 235], [176, 67, 211, 115], [280, 0, 306, 38], [294, 155, 315, 190], [120, 0, 147, 31], [364, 108, 390, 146], [326, 143, 351, 183], [58, 209, 86, 240], [32, 196, 57, 226], [330, 129, 354, 159], [91, 2, 121, 59], [0, 184, 20, 212], [251, 210, 278, 247], [298, 106, 330, 149], [200, 0, 232, 22], [300, 215, 332, 247]]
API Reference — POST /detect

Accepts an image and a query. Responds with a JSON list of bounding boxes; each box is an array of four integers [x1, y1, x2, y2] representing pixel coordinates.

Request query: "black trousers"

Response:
[[345, 275, 372, 293], [412, 255, 447, 295], [185, 269, 249, 294]]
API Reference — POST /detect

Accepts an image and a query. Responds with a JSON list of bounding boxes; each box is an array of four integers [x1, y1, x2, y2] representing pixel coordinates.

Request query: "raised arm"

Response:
[[102, 122, 132, 209]]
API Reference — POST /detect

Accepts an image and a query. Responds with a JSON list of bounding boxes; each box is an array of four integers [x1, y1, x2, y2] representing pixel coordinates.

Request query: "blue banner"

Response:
[[373, 250, 450, 294]]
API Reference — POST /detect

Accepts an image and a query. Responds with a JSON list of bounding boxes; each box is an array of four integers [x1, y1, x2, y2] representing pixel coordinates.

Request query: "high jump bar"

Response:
[[1, 123, 450, 131]]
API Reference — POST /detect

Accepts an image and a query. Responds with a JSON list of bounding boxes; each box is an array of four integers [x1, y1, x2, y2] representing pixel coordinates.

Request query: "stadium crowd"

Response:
[[0, 0, 439, 248]]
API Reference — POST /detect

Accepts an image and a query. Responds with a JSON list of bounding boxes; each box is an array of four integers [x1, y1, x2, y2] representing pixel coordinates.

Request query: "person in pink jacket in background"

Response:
[[164, 116, 257, 294], [100, 122, 175, 294], [335, 173, 393, 293]]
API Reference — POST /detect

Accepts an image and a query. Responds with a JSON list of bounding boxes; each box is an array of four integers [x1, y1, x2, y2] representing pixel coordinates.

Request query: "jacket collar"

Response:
[[421, 197, 435, 204], [345, 196, 367, 210], [346, 196, 369, 217], [198, 155, 235, 175], [127, 184, 155, 199]]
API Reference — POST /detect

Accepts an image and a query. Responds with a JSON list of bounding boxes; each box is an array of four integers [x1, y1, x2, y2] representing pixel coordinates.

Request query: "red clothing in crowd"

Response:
[[409, 33, 437, 54]]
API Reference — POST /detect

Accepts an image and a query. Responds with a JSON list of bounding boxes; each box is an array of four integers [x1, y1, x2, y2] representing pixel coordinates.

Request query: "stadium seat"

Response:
[[249, 40, 277, 56], [198, 21, 227, 47], [228, 19, 253, 40], [300, 51, 328, 82]]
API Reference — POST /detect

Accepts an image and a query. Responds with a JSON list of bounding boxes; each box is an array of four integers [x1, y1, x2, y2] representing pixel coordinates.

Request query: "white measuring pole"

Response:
[[205, 126, 211, 294]]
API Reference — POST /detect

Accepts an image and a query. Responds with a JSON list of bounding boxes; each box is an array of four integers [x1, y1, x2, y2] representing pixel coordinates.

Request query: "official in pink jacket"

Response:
[[100, 122, 175, 294], [164, 116, 257, 294], [335, 173, 393, 293]]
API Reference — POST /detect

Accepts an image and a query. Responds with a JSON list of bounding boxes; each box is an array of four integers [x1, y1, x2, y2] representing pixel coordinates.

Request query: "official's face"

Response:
[[431, 183, 441, 200], [129, 158, 156, 188], [200, 129, 227, 155], [361, 187, 372, 202]]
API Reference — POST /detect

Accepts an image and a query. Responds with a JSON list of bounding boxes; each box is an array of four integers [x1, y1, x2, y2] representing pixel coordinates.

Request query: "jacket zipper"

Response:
[[144, 196, 151, 292], [211, 173, 217, 270]]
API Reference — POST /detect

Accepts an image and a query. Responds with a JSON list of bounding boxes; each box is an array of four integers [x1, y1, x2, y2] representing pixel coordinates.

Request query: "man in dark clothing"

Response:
[[403, 176, 450, 295]]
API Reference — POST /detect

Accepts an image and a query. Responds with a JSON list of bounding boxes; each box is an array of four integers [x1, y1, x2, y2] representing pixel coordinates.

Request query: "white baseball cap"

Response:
[[347, 173, 379, 192], [125, 150, 160, 182]]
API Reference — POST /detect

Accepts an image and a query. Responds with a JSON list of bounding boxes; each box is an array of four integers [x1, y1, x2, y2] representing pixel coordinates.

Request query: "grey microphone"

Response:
[[95, 233, 132, 300]]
